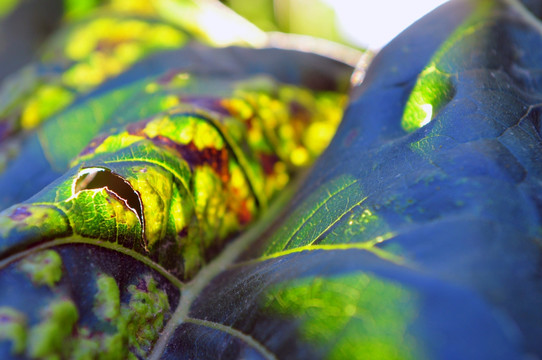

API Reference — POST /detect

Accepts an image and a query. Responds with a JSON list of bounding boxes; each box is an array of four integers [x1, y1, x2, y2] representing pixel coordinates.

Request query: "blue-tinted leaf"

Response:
[[4, 0, 542, 359]]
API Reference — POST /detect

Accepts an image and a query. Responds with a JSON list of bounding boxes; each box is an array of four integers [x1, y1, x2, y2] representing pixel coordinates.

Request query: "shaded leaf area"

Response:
[[0, 242, 180, 359], [0, 45, 351, 210], [148, 0, 542, 359], [5, 0, 542, 360], [180, 250, 518, 360], [0, 0, 63, 83]]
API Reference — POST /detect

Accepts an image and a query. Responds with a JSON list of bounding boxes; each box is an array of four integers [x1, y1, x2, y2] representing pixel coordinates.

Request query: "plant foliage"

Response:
[[1, 0, 542, 359]]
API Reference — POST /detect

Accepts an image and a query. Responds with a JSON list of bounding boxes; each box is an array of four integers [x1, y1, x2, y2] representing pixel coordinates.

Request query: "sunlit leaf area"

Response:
[[3, 0, 542, 359]]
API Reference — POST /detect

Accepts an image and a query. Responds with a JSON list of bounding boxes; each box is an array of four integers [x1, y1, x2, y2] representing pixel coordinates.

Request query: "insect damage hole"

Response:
[[73, 167, 144, 225]]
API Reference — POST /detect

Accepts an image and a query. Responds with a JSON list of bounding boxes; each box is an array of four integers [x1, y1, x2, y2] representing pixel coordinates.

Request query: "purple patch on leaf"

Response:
[[0, 122, 9, 142], [9, 207, 31, 221], [126, 118, 152, 135], [78, 133, 109, 157], [136, 278, 148, 292], [180, 96, 230, 116]]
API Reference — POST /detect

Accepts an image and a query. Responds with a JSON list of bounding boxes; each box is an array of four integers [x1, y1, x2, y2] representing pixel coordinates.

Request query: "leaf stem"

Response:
[[184, 317, 278, 360], [148, 172, 299, 359], [0, 236, 184, 289]]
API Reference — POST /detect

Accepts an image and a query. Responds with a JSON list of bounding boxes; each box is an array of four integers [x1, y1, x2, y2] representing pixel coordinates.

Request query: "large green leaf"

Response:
[[0, 3, 352, 355], [2, 0, 542, 359]]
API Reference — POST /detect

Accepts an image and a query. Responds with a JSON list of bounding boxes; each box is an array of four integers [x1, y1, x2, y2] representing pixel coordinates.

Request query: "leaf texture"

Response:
[[2, 0, 542, 359]]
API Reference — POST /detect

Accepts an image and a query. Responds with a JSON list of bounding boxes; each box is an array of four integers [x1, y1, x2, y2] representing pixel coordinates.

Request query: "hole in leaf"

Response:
[[74, 167, 144, 223]]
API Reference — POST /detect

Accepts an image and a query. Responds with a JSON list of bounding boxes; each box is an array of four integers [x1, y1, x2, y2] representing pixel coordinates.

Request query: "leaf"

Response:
[[0, 3, 352, 356], [0, 0, 274, 189], [3, 0, 542, 359]]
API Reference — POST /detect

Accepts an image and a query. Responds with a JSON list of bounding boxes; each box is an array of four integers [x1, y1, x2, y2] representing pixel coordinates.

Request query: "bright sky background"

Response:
[[323, 0, 449, 49]]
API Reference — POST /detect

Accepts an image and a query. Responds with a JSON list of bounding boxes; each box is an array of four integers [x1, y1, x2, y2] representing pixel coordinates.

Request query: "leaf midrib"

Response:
[[147, 172, 299, 359], [0, 235, 184, 289]]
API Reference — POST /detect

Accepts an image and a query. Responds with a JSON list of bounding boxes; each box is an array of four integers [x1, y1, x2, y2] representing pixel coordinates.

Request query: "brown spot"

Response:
[[290, 101, 311, 124], [151, 135, 231, 182], [9, 207, 31, 221], [78, 133, 109, 157], [259, 153, 280, 175], [95, 39, 123, 52], [126, 118, 152, 136], [177, 227, 188, 238], [237, 200, 252, 225]]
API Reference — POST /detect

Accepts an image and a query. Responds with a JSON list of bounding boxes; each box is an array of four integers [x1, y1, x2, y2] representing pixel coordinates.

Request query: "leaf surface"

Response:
[[3, 0, 542, 359]]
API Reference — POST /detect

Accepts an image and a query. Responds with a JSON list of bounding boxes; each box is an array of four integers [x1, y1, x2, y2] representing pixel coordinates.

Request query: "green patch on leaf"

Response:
[[20, 84, 74, 130], [94, 273, 121, 322], [38, 80, 146, 171], [402, 67, 454, 132], [60, 186, 143, 249], [263, 174, 366, 255], [18, 250, 63, 288], [0, 307, 27, 355], [28, 299, 79, 358], [117, 275, 170, 357], [401, 0, 497, 133], [264, 273, 423, 360], [318, 207, 392, 246]]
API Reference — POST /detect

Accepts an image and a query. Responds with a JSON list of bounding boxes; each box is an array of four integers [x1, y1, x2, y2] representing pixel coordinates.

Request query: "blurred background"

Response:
[[0, 0, 450, 83], [222, 0, 449, 49]]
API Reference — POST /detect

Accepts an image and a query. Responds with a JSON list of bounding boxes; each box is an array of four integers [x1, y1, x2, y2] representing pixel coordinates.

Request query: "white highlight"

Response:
[[322, 0, 449, 49], [67, 167, 106, 201], [420, 103, 433, 126]]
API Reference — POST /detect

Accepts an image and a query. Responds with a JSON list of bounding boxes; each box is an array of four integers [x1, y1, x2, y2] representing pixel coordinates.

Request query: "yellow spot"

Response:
[[114, 42, 143, 64], [290, 147, 309, 166], [223, 98, 253, 119], [21, 85, 73, 129], [177, 117, 195, 144], [230, 165, 246, 190], [146, 24, 185, 46], [276, 173, 290, 190], [109, 0, 157, 14], [89, 132, 142, 159], [145, 83, 159, 93], [304, 122, 335, 155], [62, 17, 185, 91], [279, 124, 295, 140], [170, 72, 191, 87], [127, 166, 172, 249], [160, 95, 180, 110], [21, 102, 40, 129], [193, 121, 224, 150], [143, 116, 170, 138]]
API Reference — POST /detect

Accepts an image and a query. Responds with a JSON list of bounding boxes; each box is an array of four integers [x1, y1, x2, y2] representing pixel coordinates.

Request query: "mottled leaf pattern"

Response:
[[2, 0, 542, 359]]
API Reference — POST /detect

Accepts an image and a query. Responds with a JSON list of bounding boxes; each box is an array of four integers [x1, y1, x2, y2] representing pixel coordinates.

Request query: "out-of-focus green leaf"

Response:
[[224, 0, 349, 47]]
